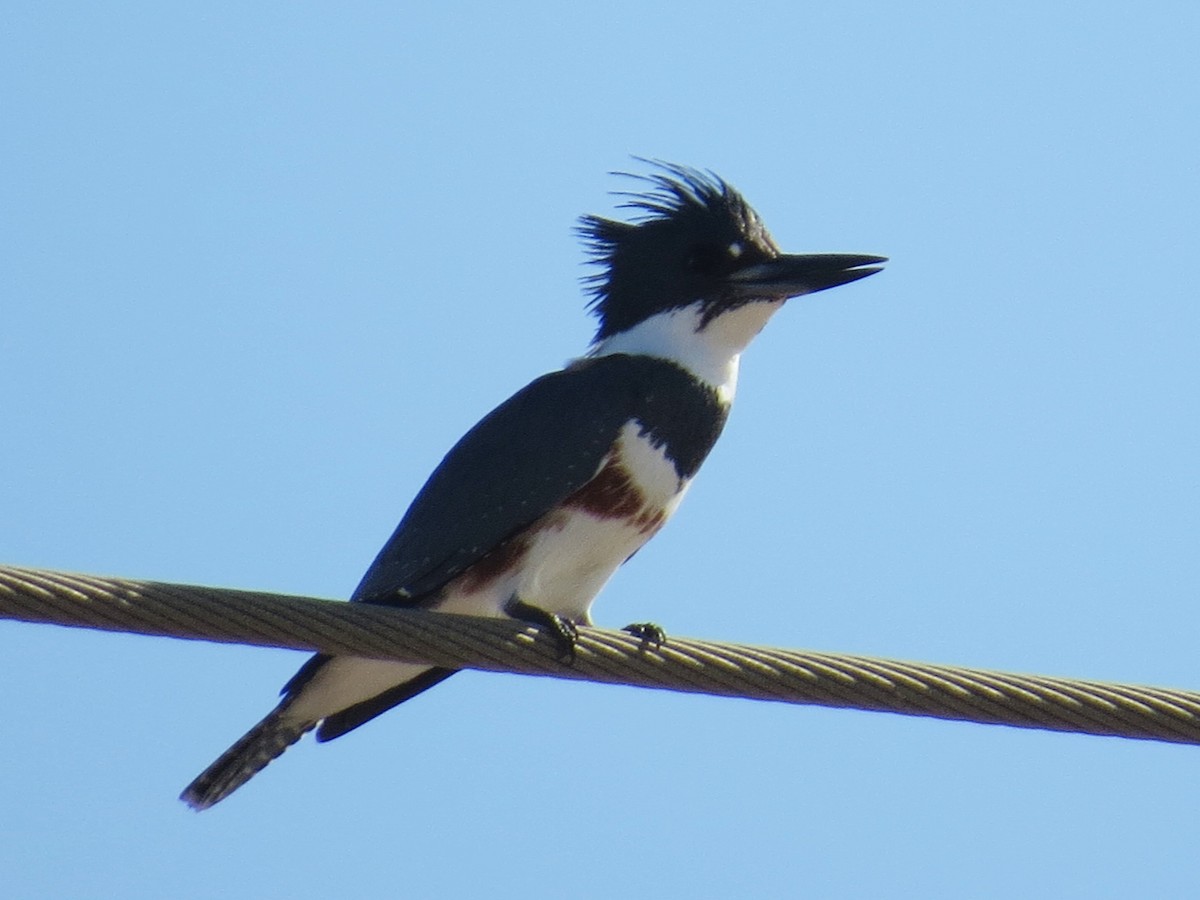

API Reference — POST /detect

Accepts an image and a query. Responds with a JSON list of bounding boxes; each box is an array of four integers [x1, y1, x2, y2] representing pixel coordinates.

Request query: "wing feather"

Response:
[[351, 356, 649, 605]]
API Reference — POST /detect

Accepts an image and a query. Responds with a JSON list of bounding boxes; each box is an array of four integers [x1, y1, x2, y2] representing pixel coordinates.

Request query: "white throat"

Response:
[[588, 300, 784, 403]]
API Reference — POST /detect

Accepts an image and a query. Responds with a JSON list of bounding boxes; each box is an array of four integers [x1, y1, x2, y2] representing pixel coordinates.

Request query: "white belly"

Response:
[[445, 419, 691, 623], [284, 421, 689, 724]]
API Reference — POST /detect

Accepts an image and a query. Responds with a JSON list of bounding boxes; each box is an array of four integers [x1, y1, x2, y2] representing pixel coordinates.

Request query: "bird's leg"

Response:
[[506, 598, 579, 663], [622, 622, 667, 647]]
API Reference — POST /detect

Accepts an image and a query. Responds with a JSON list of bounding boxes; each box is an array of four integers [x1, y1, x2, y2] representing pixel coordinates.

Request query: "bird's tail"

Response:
[[180, 705, 314, 811]]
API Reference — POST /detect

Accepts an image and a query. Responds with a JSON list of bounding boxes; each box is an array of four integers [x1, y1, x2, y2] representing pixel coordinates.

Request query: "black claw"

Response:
[[622, 622, 667, 647], [507, 599, 579, 663], [547, 615, 579, 662]]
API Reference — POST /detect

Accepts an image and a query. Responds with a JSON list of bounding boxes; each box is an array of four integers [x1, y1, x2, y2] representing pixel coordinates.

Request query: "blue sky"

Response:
[[3, 3, 1198, 897]]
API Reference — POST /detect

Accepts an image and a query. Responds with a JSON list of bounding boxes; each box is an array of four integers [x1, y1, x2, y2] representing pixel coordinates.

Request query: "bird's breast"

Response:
[[563, 420, 686, 532], [448, 421, 691, 622]]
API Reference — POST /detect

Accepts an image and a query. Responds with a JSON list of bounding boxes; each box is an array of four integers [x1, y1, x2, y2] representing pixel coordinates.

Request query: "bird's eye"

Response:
[[687, 243, 737, 276]]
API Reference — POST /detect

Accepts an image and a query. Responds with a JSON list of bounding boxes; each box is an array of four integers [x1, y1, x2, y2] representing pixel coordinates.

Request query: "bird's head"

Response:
[[580, 161, 885, 344]]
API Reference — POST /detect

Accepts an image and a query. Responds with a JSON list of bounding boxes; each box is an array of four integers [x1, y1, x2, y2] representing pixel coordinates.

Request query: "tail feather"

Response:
[[181, 707, 314, 810], [183, 657, 457, 809], [316, 667, 457, 741]]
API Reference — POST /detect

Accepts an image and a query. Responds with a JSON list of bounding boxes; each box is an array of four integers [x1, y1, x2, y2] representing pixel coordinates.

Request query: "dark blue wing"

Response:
[[351, 355, 656, 605], [281, 353, 725, 710]]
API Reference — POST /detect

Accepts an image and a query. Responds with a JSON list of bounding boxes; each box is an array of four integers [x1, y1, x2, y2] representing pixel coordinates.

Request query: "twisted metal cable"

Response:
[[2, 564, 1199, 745]]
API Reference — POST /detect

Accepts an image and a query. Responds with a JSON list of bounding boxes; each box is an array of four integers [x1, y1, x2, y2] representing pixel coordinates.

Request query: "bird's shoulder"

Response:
[[350, 353, 711, 605]]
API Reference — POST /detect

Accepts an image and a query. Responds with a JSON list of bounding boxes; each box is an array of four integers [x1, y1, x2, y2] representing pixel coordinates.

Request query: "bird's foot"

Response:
[[507, 599, 579, 663], [622, 622, 667, 647]]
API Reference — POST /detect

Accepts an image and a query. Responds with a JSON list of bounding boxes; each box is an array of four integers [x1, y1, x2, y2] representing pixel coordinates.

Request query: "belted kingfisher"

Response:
[[181, 161, 884, 809]]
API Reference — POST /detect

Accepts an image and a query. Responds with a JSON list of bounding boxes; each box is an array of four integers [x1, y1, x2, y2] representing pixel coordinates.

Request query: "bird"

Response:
[[181, 161, 885, 809]]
